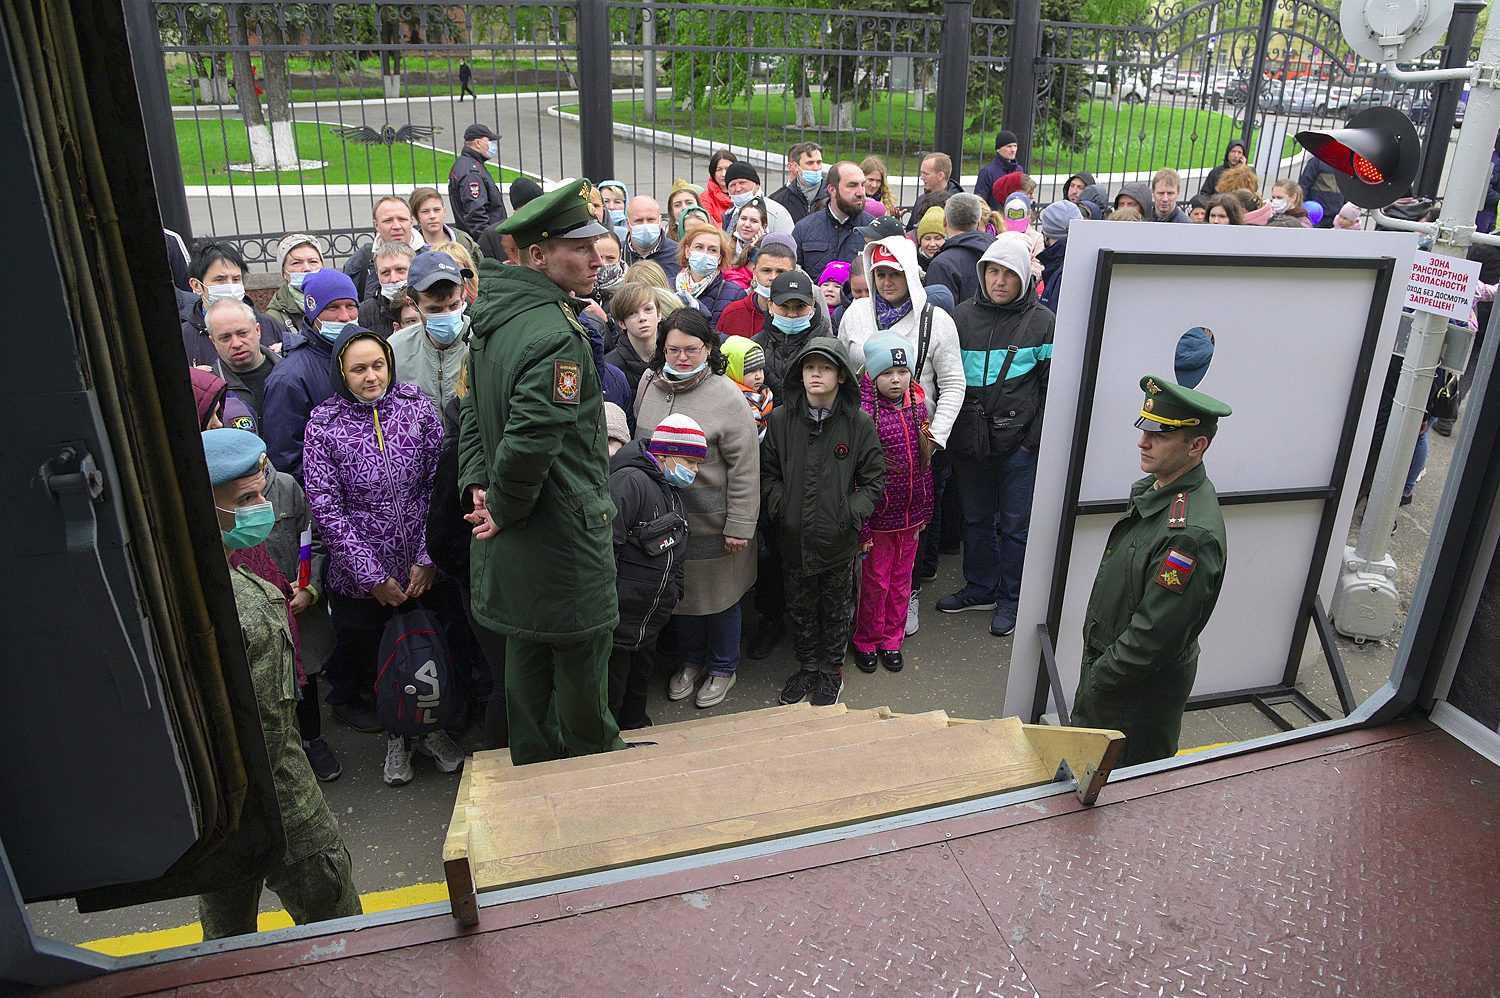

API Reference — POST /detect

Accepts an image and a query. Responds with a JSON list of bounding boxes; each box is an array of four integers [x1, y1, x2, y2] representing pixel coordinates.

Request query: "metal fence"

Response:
[[145, 0, 1473, 269]]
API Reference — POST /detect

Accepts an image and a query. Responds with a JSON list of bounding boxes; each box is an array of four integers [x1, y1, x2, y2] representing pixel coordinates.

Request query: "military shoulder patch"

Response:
[[1155, 548, 1196, 591], [553, 360, 581, 404]]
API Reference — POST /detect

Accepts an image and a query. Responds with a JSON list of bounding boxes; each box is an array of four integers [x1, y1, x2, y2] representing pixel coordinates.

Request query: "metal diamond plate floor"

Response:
[[44, 725, 1500, 998]]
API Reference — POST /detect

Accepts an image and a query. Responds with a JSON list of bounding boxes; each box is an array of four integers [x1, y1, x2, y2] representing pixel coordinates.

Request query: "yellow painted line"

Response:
[[77, 881, 448, 957], [1176, 741, 1234, 756]]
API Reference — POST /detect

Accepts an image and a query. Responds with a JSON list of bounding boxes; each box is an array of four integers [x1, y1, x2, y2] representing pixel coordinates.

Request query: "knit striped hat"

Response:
[[648, 414, 708, 460]]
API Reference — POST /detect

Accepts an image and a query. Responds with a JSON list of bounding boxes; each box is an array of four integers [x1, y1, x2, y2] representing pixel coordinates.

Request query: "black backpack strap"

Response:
[[914, 303, 935, 382]]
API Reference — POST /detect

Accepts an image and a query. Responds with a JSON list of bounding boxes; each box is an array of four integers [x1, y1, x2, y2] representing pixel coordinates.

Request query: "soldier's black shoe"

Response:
[[879, 649, 904, 672], [331, 699, 382, 733], [748, 617, 785, 659], [302, 738, 342, 782], [779, 668, 819, 705], [853, 651, 878, 673]]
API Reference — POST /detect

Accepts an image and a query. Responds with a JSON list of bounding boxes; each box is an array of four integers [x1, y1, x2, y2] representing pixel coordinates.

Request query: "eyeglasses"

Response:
[[664, 345, 706, 359]]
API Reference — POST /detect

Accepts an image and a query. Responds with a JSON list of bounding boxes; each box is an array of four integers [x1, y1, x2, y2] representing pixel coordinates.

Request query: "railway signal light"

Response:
[[1295, 106, 1421, 209]]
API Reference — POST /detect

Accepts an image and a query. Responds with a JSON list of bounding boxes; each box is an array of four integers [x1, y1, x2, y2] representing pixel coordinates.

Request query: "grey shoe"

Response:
[[416, 729, 465, 773], [905, 591, 920, 635], [695, 672, 736, 708], [382, 733, 413, 786], [667, 665, 706, 701]]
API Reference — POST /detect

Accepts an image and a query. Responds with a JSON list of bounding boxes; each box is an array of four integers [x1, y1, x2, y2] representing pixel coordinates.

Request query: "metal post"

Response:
[[999, 0, 1038, 169], [576, 0, 614, 182], [1240, 0, 1276, 150], [933, 0, 975, 181], [121, 0, 192, 242], [643, 0, 657, 123], [1335, 10, 1500, 641], [1417, 0, 1483, 199]]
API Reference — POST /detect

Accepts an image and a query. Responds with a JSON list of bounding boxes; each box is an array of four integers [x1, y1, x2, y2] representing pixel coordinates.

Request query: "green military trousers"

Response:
[[506, 630, 627, 765], [198, 838, 362, 940]]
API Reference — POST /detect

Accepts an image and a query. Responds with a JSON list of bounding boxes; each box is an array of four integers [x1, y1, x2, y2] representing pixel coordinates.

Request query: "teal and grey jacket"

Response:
[[950, 236, 1055, 453]]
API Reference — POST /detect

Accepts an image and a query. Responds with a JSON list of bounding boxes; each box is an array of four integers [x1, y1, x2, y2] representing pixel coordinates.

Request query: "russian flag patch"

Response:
[[1156, 548, 1196, 591]]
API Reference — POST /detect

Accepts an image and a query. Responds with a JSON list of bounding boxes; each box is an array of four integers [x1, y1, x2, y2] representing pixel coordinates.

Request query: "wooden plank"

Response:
[[466, 704, 846, 782], [472, 710, 952, 806], [1020, 723, 1127, 800], [442, 765, 476, 862], [468, 719, 1053, 890]]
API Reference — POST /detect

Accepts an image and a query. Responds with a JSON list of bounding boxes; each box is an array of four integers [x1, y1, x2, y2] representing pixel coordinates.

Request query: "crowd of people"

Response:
[[175, 120, 1451, 932]]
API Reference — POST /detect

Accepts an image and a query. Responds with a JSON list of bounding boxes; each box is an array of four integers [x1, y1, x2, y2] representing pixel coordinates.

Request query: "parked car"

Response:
[[1083, 67, 1150, 104]]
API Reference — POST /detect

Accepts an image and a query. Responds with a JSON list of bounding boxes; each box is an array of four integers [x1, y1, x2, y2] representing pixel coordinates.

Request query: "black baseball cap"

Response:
[[464, 123, 500, 142], [856, 216, 906, 240], [770, 271, 816, 306]]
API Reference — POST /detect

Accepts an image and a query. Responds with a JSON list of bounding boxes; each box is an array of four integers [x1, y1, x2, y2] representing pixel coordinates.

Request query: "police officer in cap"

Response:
[[1071, 375, 1232, 766], [448, 124, 508, 237], [458, 180, 630, 765]]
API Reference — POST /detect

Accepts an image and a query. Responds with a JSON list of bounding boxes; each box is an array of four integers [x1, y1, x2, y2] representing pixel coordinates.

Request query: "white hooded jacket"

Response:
[[837, 234, 966, 447]]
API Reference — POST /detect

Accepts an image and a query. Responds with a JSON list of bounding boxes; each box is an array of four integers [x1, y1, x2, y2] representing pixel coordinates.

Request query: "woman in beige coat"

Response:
[[634, 308, 760, 710]]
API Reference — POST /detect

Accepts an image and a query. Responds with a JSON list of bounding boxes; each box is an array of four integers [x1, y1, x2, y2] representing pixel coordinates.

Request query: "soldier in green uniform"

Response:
[[1071, 375, 1232, 766], [458, 179, 629, 766], [199, 428, 362, 939]]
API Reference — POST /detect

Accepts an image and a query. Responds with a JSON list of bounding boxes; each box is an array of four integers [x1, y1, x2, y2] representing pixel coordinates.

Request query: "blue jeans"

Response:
[[676, 604, 743, 677], [952, 446, 1038, 608], [1405, 424, 1428, 496]]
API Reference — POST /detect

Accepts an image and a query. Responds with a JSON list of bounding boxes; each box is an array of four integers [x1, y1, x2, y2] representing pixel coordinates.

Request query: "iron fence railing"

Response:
[[149, 0, 1465, 269]]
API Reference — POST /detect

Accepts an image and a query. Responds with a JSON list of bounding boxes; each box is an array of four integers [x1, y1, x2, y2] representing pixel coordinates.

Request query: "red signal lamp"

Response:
[[1296, 105, 1419, 209]]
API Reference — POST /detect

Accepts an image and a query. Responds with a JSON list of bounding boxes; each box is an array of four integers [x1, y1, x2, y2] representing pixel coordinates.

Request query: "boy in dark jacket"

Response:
[[942, 234, 1054, 639], [763, 338, 884, 707], [607, 414, 702, 729]]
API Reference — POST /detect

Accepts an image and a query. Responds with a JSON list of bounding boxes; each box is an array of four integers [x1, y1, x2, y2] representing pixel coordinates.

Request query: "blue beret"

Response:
[[202, 428, 268, 487]]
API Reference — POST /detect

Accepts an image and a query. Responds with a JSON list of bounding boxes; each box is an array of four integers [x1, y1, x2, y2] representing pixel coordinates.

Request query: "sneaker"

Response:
[[921, 564, 939, 582], [905, 592, 920, 635], [1400, 492, 1414, 506], [695, 672, 736, 708], [667, 665, 706, 701], [331, 699, 383, 733], [990, 605, 1017, 637], [810, 671, 844, 707], [747, 617, 785, 659], [879, 649, 904, 672], [382, 733, 414, 786], [416, 729, 466, 773], [937, 588, 998, 614], [302, 737, 342, 782], [779, 669, 819, 705], [853, 650, 878, 674]]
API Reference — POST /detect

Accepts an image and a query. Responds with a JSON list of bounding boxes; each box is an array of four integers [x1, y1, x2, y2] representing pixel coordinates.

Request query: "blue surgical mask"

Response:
[[288, 271, 309, 291], [771, 313, 812, 335], [609, 208, 626, 225], [730, 190, 756, 207], [754, 282, 770, 299], [664, 359, 708, 380], [688, 251, 718, 277], [662, 461, 697, 488], [216, 501, 274, 550], [423, 305, 466, 345], [317, 320, 348, 341], [631, 223, 661, 247], [799, 167, 823, 188]]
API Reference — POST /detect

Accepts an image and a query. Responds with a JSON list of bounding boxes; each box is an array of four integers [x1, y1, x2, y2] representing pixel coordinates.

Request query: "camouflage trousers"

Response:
[[785, 560, 858, 675], [198, 838, 362, 940]]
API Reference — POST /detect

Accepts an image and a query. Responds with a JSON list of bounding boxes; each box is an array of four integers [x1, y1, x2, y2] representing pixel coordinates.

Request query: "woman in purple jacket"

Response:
[[303, 326, 457, 787]]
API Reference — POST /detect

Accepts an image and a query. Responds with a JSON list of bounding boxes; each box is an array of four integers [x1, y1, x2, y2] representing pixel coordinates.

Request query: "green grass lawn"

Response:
[[176, 118, 520, 186], [570, 92, 1296, 176], [168, 55, 568, 105]]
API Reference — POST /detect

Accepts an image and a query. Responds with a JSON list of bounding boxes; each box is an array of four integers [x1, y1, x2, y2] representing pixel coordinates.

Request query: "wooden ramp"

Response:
[[442, 704, 1124, 924]]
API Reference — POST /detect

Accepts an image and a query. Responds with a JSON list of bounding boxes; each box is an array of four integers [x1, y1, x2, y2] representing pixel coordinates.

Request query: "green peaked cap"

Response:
[[495, 178, 609, 247], [1136, 374, 1232, 431]]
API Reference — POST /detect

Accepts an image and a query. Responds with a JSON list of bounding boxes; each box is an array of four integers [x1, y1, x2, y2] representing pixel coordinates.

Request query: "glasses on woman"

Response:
[[664, 344, 705, 360]]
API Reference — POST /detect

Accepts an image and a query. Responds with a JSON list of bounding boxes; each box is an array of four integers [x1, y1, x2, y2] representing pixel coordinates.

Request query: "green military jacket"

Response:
[[230, 565, 340, 863], [1071, 462, 1226, 765], [458, 260, 618, 641]]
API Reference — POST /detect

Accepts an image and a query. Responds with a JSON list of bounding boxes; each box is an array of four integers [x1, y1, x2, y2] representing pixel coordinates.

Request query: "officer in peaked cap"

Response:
[[458, 179, 629, 765], [1071, 375, 1232, 765], [448, 123, 508, 237]]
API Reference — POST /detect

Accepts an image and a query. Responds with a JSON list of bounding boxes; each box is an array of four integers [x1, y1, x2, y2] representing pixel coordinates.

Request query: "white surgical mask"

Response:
[[1270, 197, 1288, 214], [203, 283, 245, 303], [379, 280, 407, 301]]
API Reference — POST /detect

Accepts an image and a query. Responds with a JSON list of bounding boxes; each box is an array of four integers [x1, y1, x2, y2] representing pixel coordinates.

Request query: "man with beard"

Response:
[[792, 161, 874, 283]]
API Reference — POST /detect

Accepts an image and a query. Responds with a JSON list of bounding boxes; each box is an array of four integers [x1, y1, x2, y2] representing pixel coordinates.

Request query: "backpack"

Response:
[[375, 602, 458, 736]]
